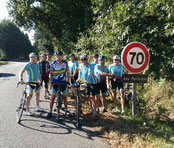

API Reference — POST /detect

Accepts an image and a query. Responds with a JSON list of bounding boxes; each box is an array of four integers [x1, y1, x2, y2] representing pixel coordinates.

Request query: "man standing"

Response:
[[76, 55, 98, 118], [19, 52, 43, 115], [47, 52, 52, 65], [108, 55, 127, 114], [47, 51, 70, 118], [39, 53, 50, 99], [91, 53, 99, 70], [94, 56, 111, 113], [47, 52, 53, 95], [68, 53, 79, 97]]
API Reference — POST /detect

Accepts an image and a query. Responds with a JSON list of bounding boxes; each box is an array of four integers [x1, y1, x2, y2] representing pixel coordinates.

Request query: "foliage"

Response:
[[76, 0, 174, 79], [33, 29, 54, 54], [0, 20, 33, 60], [8, 0, 93, 53], [8, 0, 174, 78]]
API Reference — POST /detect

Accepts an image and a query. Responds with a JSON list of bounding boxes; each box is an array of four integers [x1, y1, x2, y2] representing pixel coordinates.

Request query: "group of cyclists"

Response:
[[19, 50, 127, 118]]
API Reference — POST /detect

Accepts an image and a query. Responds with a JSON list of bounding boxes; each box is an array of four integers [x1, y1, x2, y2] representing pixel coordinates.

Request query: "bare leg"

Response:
[[102, 95, 107, 108], [95, 96, 100, 109], [120, 90, 125, 110], [26, 94, 33, 110], [62, 95, 68, 109], [50, 95, 56, 110], [112, 91, 117, 106], [45, 88, 48, 96], [35, 92, 40, 106]]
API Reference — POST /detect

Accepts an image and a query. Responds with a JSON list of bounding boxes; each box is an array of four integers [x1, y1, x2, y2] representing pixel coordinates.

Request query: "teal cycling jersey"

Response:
[[91, 62, 98, 71], [24, 62, 40, 82], [108, 63, 126, 78], [68, 61, 79, 75], [94, 64, 109, 83], [79, 63, 97, 84]]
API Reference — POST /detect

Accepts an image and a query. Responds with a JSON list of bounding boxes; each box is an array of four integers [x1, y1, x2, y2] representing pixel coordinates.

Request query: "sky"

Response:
[[0, 0, 35, 44]]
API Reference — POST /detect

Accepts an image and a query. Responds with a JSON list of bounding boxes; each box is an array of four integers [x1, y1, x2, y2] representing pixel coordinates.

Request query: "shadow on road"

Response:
[[0, 73, 16, 78], [18, 110, 107, 141]]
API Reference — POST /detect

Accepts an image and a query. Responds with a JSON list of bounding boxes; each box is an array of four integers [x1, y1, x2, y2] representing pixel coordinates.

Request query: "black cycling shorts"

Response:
[[87, 84, 97, 96], [70, 73, 78, 84], [111, 79, 124, 91], [52, 84, 67, 92], [96, 82, 107, 96], [41, 75, 49, 89]]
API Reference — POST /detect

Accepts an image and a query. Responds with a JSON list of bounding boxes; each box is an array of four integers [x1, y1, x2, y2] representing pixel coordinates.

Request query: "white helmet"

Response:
[[29, 52, 37, 58], [113, 55, 120, 60]]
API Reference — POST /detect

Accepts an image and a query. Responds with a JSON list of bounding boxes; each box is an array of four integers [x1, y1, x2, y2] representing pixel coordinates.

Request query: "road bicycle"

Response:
[[16, 82, 39, 123], [69, 82, 87, 128]]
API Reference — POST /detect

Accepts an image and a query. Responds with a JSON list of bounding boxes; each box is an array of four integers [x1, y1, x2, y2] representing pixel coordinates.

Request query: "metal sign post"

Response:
[[132, 83, 136, 115]]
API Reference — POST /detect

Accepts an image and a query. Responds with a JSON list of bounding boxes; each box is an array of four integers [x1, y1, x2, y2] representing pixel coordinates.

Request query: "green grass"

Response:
[[82, 81, 174, 148], [0, 61, 10, 65]]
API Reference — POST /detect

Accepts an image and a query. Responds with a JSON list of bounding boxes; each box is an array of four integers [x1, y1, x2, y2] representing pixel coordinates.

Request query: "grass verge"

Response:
[[82, 80, 174, 148], [0, 61, 10, 65]]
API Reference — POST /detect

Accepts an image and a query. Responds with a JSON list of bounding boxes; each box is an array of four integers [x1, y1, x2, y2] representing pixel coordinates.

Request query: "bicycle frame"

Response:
[[52, 83, 66, 121], [16, 82, 28, 123]]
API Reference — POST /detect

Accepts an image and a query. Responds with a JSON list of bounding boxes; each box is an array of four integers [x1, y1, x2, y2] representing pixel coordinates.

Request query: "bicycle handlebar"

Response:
[[16, 82, 41, 88]]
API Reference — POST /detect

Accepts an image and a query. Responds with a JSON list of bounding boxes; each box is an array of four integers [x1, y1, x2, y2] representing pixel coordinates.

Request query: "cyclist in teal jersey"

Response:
[[46, 52, 53, 95], [94, 56, 111, 113], [68, 53, 79, 97], [108, 55, 127, 114], [47, 51, 70, 118], [76, 55, 98, 118], [91, 53, 99, 71], [19, 52, 43, 116]]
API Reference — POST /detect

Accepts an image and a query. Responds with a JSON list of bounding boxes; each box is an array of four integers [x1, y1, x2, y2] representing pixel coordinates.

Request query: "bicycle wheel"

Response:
[[16, 94, 26, 123], [57, 93, 62, 121]]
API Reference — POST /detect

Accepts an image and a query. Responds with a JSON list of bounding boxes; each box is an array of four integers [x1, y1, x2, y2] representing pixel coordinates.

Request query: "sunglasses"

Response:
[[114, 59, 119, 61], [81, 58, 87, 61]]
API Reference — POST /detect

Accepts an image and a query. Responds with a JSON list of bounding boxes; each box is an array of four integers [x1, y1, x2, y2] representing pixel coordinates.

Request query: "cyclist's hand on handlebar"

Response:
[[18, 80, 24, 85]]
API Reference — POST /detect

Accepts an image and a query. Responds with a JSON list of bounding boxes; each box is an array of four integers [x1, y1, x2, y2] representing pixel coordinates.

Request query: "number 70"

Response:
[[129, 52, 144, 65]]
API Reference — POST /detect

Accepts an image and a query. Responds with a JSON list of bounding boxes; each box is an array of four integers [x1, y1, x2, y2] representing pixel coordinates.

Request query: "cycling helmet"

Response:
[[29, 52, 37, 58], [113, 55, 120, 60], [98, 55, 105, 60], [80, 54, 88, 60], [54, 51, 63, 56], [93, 53, 99, 58], [40, 53, 47, 57], [69, 53, 75, 57]]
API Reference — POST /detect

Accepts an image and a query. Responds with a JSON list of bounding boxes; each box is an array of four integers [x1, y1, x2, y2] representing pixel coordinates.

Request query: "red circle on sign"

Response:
[[122, 42, 150, 73]]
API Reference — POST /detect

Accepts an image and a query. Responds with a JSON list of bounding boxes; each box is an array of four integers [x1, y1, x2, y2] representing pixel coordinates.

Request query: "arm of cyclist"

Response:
[[38, 72, 42, 88], [49, 71, 53, 89], [72, 68, 78, 77], [18, 69, 25, 84], [67, 69, 70, 85], [98, 71, 111, 76]]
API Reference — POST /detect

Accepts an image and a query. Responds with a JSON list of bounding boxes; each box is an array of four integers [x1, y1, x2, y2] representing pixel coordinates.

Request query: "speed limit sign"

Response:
[[121, 42, 150, 73]]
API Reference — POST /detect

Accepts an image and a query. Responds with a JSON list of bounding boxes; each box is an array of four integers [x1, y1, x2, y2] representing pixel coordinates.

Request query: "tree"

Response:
[[76, 0, 174, 79], [33, 29, 54, 54], [8, 0, 93, 53], [0, 20, 33, 60]]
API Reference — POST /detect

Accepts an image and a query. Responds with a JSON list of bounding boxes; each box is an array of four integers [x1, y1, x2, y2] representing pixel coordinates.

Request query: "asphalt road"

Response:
[[0, 62, 110, 148]]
